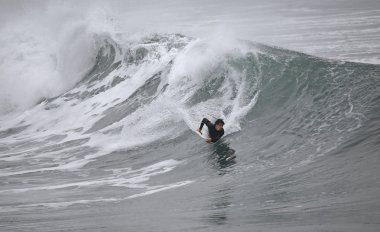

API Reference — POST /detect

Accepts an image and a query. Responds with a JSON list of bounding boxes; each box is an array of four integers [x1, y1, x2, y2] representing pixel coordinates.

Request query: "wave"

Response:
[[1, 33, 380, 231], [1, 33, 379, 151]]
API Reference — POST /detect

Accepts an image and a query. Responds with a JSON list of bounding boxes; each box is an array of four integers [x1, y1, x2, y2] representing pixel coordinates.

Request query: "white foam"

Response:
[[0, 159, 183, 193], [0, 159, 90, 178], [0, 6, 102, 114], [11, 198, 120, 210], [0, 179, 193, 211], [127, 180, 194, 199], [0, 159, 194, 212]]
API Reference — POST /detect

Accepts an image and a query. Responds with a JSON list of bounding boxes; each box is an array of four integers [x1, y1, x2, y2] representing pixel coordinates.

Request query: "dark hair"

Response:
[[215, 119, 225, 125]]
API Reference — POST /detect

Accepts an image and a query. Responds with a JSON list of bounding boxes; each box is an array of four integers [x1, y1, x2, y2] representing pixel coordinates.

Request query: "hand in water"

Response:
[[197, 128, 202, 134], [205, 138, 212, 143]]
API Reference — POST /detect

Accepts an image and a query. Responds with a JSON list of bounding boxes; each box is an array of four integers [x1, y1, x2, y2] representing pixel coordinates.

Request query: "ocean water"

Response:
[[0, 1, 380, 231]]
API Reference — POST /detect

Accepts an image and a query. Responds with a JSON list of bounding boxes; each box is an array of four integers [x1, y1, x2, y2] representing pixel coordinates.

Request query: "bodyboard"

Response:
[[195, 130, 208, 139]]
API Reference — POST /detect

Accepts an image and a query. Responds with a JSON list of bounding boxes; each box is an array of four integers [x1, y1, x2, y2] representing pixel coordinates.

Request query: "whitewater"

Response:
[[0, 1, 380, 231]]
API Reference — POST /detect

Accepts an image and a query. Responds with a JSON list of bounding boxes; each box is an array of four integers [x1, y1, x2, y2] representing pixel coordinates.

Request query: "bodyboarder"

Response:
[[197, 118, 225, 143]]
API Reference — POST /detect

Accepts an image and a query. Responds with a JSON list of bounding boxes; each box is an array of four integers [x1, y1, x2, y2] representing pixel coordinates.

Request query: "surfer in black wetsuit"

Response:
[[197, 118, 225, 143]]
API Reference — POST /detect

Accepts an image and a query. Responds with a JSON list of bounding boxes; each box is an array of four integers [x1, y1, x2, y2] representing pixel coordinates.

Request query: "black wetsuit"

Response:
[[199, 118, 224, 143]]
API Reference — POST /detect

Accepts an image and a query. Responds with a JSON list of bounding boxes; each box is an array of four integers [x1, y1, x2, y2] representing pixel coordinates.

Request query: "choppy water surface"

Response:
[[0, 1, 380, 231]]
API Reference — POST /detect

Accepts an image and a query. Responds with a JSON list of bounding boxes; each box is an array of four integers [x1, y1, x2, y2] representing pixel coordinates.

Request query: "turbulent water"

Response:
[[0, 31, 380, 232]]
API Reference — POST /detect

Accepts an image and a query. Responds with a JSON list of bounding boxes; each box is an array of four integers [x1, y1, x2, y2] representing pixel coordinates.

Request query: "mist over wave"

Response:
[[0, 2, 118, 113]]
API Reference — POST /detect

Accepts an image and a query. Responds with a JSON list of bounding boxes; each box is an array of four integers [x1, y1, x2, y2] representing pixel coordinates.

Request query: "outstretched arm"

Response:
[[199, 118, 213, 131]]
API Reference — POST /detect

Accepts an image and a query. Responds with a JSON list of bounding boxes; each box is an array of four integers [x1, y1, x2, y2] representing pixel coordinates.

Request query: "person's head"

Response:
[[214, 119, 225, 131]]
